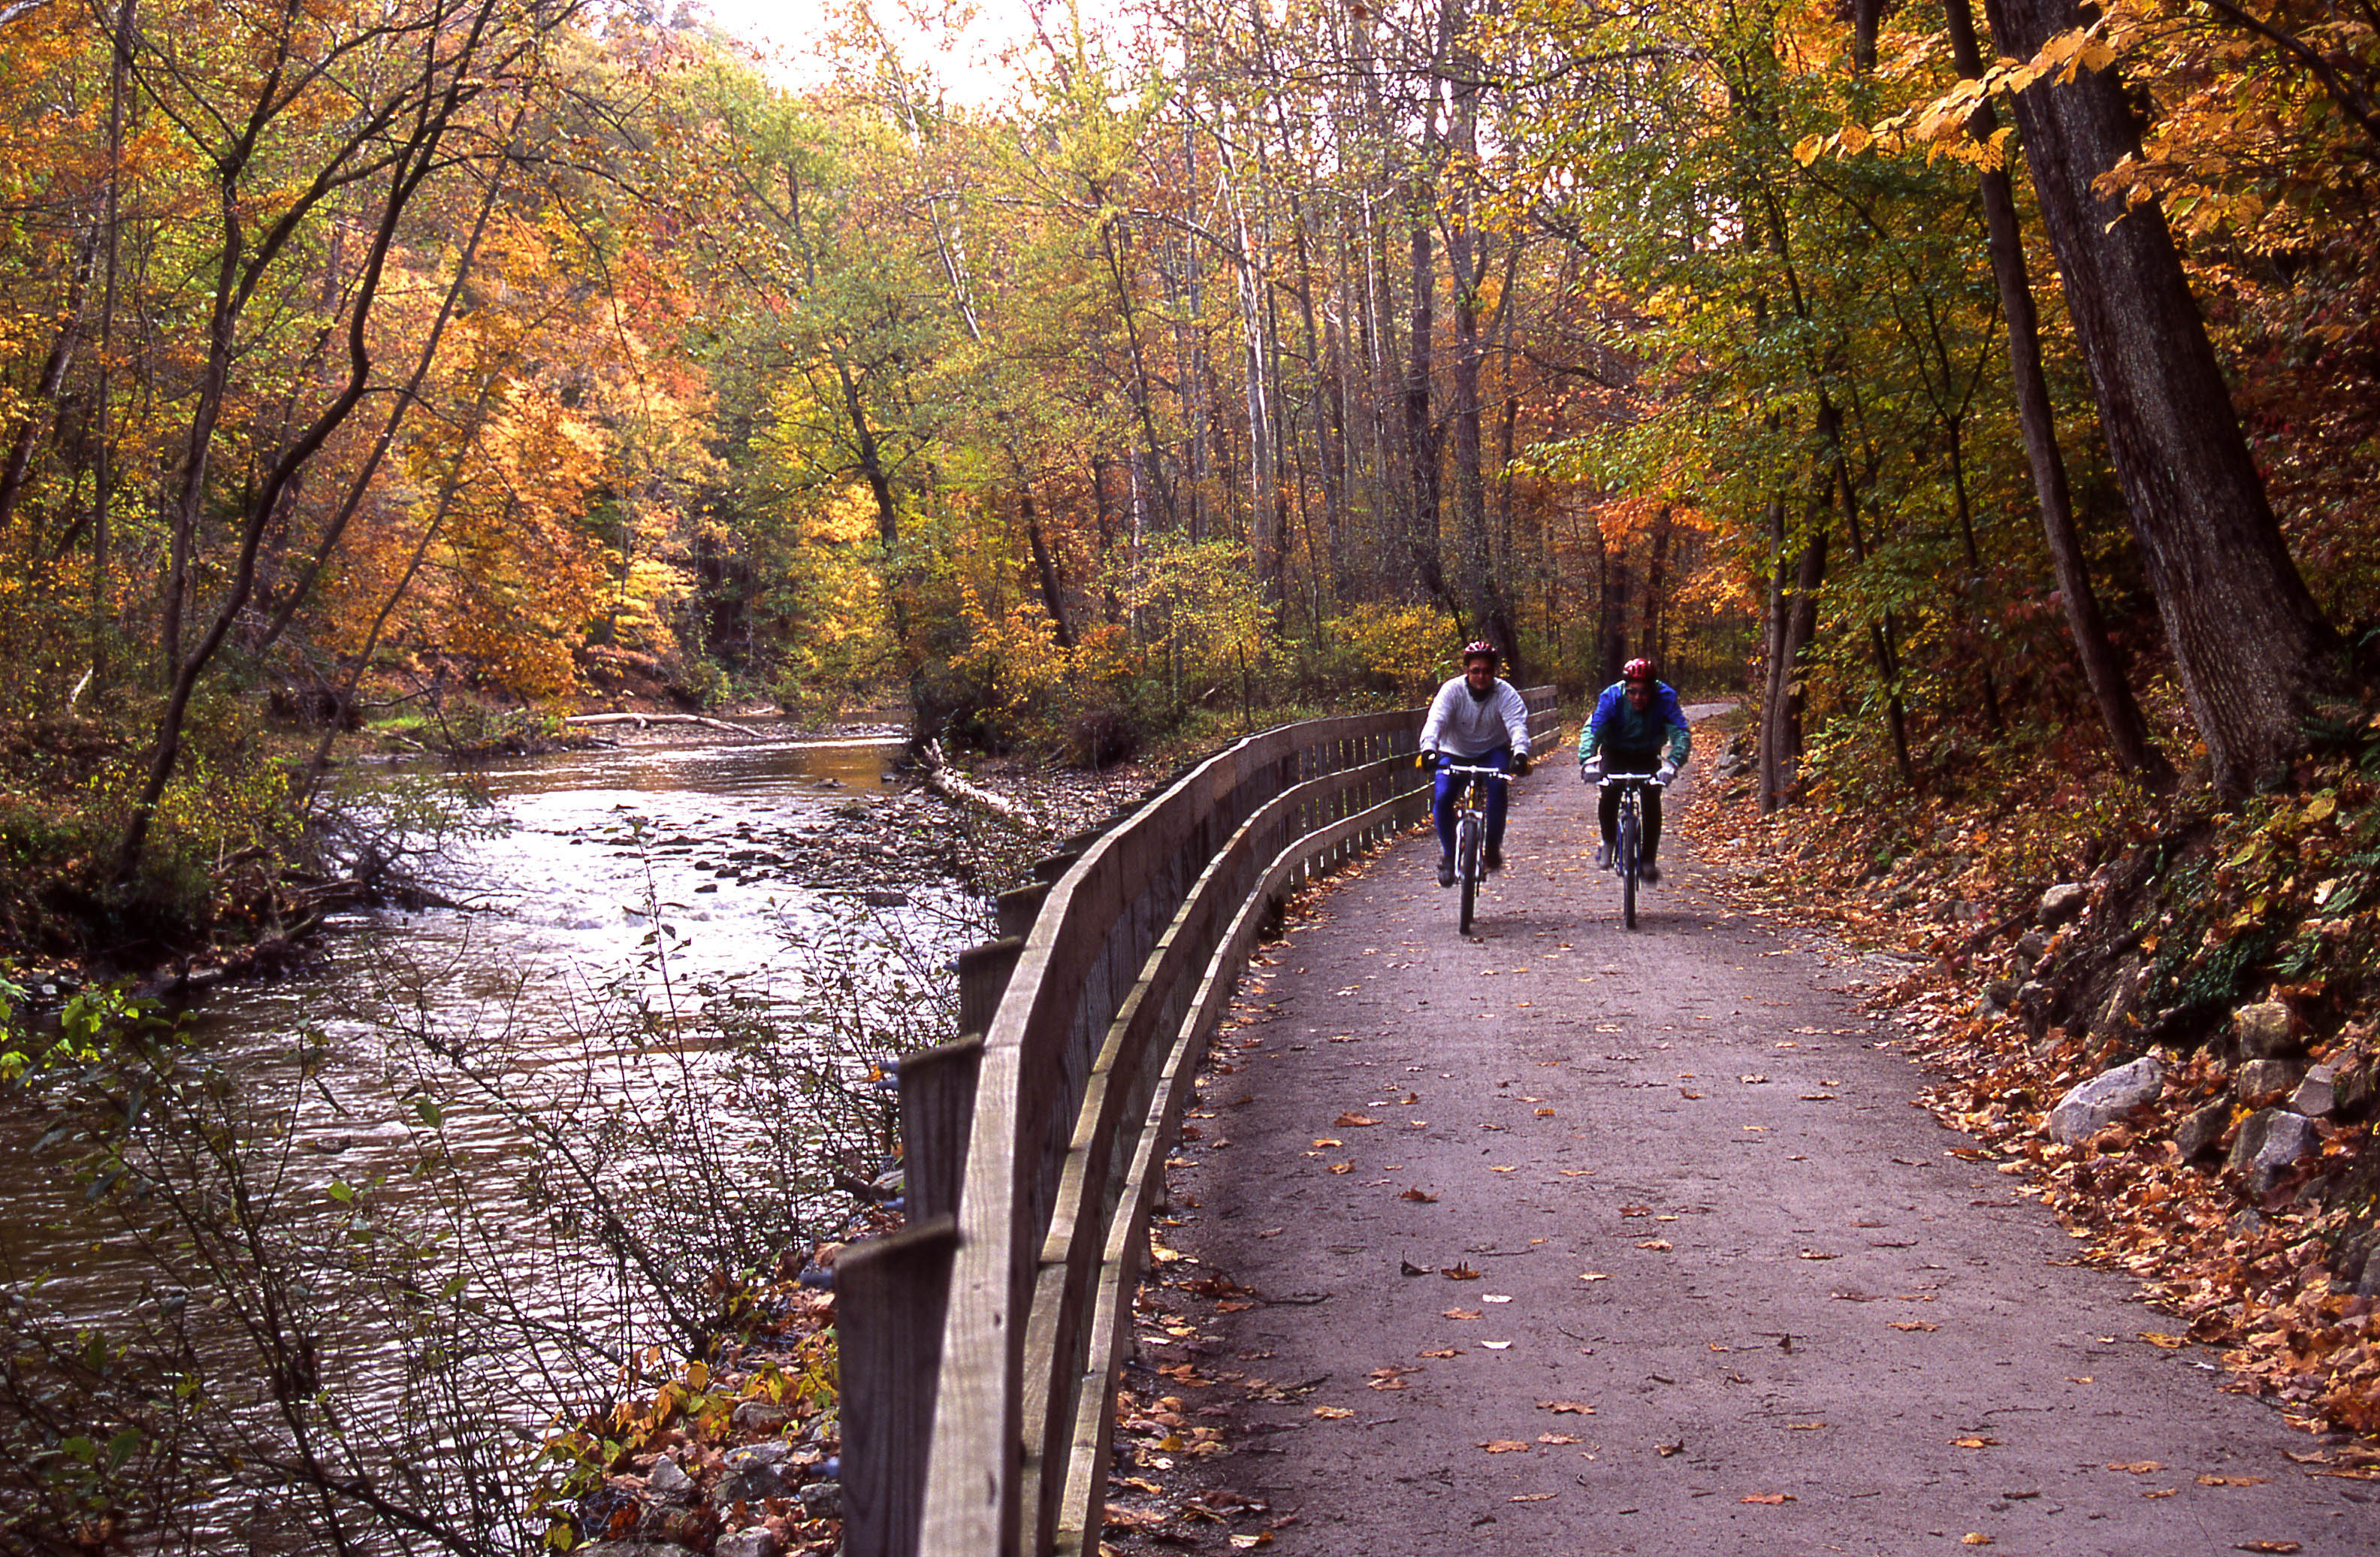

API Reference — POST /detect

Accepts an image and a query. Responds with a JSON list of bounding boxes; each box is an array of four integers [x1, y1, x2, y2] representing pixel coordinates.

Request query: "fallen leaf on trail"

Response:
[[1421, 1347, 1460, 1358], [1336, 1113, 1378, 1128], [2197, 1474, 2267, 1486], [1951, 1437, 2001, 1448], [1538, 1432, 1580, 1444], [1960, 1537, 1992, 1547], [1620, 1205, 1653, 1217], [1444, 1263, 1481, 1280], [1560, 1169, 1592, 1177], [1636, 1239, 1673, 1251], [1367, 1374, 1409, 1392], [1578, 1271, 1611, 1282], [1890, 1320, 1939, 1332], [1228, 1535, 1273, 1550], [1741, 1492, 1795, 1504], [1539, 1401, 1593, 1414], [2067, 1376, 2094, 1384], [1800, 1093, 1838, 1102], [1656, 1441, 1684, 1457], [1509, 1492, 1554, 1502], [1312, 1138, 1342, 1149], [1328, 1162, 1353, 1175], [1400, 1259, 1432, 1277], [1150, 1244, 1184, 1264], [1741, 1074, 1770, 1084], [2109, 1461, 2164, 1474], [1444, 1308, 1482, 1320], [1480, 1440, 1530, 1453], [2138, 1332, 2186, 1349], [1798, 1250, 1839, 1261], [1492, 1165, 1518, 1173], [1536, 1108, 1556, 1117], [1483, 1293, 1514, 1303], [1481, 1341, 1513, 1350], [1400, 1092, 1421, 1104], [1784, 1422, 1826, 1430], [1312, 1406, 1354, 1419], [1681, 1091, 1704, 1099], [2234, 1543, 2301, 1553], [1116, 1476, 1163, 1495], [2142, 1488, 2178, 1499]]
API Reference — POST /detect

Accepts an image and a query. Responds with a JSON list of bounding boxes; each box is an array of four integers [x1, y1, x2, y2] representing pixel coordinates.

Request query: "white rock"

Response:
[[2047, 1055, 2167, 1144], [2227, 1108, 2320, 1196]]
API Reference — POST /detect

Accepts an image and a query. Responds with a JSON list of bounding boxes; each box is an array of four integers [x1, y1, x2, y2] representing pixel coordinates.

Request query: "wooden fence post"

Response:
[[959, 936, 1024, 1036], [839, 1216, 960, 1557], [900, 1036, 983, 1224]]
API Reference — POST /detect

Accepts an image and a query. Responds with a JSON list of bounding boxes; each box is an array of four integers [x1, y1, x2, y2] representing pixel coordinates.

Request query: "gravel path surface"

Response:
[[1122, 751, 2378, 1555]]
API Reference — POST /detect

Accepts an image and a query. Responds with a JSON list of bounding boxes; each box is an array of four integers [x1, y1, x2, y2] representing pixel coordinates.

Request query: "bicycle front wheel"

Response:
[[1457, 814, 1480, 934], [1618, 805, 1640, 930]]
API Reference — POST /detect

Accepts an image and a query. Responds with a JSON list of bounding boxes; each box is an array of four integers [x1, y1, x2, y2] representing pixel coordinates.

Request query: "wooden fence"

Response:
[[837, 690, 1560, 1557]]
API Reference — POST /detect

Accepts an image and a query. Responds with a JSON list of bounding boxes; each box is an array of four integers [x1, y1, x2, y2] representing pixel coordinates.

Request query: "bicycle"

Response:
[[1438, 762, 1509, 935], [1596, 772, 1665, 930]]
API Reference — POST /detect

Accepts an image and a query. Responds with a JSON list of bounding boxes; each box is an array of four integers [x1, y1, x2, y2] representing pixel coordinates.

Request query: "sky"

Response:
[[693, 0, 1120, 108]]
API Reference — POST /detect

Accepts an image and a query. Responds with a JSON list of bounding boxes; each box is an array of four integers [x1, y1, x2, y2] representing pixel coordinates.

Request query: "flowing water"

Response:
[[2, 730, 987, 1549]]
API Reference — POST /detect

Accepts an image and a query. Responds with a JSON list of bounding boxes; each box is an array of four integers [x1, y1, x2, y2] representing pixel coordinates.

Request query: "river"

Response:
[[0, 729, 993, 1552]]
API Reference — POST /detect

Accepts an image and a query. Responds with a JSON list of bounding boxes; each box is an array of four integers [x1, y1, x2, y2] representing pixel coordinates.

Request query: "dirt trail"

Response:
[[1119, 740, 2378, 1555]]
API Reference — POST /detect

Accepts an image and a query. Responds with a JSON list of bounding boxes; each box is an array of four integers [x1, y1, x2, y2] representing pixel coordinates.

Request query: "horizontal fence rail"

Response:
[[838, 691, 1559, 1557]]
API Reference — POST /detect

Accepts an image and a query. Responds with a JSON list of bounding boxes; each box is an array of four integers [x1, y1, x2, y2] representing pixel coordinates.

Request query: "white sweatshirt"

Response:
[[1418, 676, 1532, 758]]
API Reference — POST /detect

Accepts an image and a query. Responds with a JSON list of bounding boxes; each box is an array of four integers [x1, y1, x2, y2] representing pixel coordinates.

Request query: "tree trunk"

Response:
[[1944, 0, 2167, 781], [1981, 0, 2345, 796], [1762, 512, 1826, 814]]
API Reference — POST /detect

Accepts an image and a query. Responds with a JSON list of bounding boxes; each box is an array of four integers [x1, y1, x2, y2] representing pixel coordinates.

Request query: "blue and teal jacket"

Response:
[[1579, 680, 1691, 769]]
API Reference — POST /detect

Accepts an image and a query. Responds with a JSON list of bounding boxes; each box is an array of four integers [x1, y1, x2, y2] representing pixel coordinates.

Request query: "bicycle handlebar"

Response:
[[1439, 763, 1511, 779], [1595, 772, 1666, 785]]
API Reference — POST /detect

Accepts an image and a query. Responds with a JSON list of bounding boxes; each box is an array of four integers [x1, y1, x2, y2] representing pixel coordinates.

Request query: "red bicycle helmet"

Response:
[[1622, 657, 1656, 682], [1461, 639, 1499, 666]]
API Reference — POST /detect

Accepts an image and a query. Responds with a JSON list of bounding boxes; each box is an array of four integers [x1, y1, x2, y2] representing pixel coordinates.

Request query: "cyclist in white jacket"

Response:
[[1418, 641, 1532, 887]]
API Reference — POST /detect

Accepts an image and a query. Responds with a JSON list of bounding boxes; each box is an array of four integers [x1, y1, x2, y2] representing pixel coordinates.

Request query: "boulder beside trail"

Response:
[[2037, 882, 2089, 927], [2048, 1056, 2167, 1145], [2228, 1108, 2321, 1196], [2235, 1001, 2301, 1059], [2237, 1058, 2302, 1105], [2292, 1063, 2342, 1119], [2173, 1100, 2233, 1161]]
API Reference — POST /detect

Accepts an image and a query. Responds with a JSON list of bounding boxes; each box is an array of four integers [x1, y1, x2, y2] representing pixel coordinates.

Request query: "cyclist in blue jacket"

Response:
[[1578, 658, 1690, 882]]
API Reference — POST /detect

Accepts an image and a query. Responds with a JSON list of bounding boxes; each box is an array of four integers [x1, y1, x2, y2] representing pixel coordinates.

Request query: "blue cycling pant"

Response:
[[1433, 748, 1512, 858]]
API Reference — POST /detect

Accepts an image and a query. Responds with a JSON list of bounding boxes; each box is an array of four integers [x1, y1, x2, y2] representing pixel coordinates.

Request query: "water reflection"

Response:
[[0, 733, 976, 1551]]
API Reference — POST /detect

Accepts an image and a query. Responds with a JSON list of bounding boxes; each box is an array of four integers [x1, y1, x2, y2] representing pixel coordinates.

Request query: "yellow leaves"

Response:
[[1538, 1399, 1593, 1414], [2138, 1332, 2187, 1349], [1950, 1435, 2000, 1449], [1333, 1112, 1378, 1128], [1478, 1440, 1531, 1453], [1311, 1405, 1354, 1419], [1741, 1492, 1796, 1504]]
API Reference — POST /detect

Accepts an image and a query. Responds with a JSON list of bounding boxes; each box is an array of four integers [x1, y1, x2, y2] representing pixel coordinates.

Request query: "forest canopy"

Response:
[[0, 0, 2375, 945]]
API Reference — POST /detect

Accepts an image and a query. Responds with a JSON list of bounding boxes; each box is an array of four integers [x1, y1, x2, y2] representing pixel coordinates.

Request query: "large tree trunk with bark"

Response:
[[1944, 0, 2167, 782], [1981, 0, 2347, 797]]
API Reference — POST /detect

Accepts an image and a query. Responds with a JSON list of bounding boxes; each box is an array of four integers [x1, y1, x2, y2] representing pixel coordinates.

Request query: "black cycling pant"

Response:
[[1597, 751, 1663, 859]]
